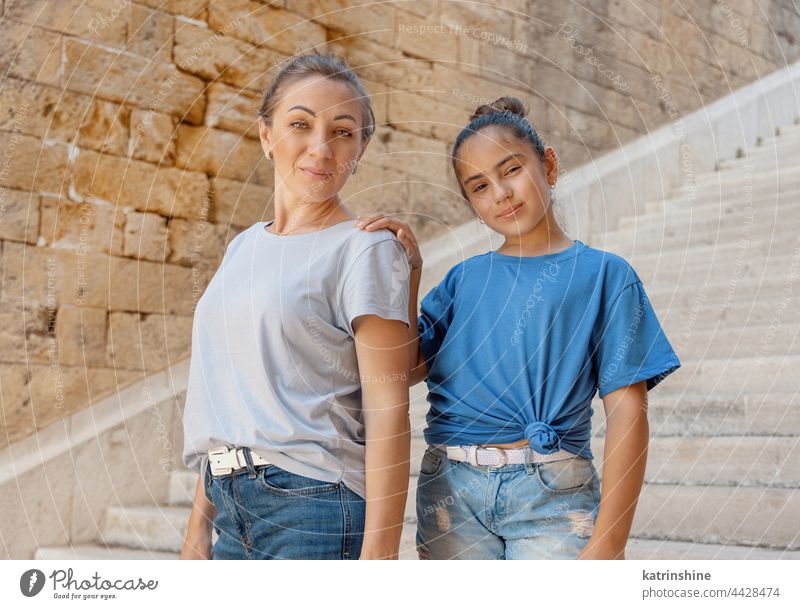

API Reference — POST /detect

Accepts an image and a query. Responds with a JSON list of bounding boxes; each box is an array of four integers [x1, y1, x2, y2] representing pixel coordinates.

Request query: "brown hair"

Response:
[[258, 51, 375, 144], [452, 96, 547, 202]]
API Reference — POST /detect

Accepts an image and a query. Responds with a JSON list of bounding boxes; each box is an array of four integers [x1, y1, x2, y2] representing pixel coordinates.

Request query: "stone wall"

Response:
[[1, 0, 799, 451]]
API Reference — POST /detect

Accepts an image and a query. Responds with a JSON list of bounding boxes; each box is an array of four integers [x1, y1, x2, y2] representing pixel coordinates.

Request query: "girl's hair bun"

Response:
[[469, 96, 528, 122]]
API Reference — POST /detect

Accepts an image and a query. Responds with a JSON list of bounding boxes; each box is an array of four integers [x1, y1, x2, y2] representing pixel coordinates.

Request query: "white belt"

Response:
[[437, 444, 579, 467], [207, 446, 271, 476]]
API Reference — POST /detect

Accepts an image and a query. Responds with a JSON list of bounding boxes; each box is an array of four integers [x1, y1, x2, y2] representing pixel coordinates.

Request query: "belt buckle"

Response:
[[480, 446, 508, 468], [208, 447, 235, 476]]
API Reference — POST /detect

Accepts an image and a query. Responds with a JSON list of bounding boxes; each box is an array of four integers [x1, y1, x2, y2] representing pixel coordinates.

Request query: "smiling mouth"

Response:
[[300, 167, 333, 180], [497, 202, 524, 219]]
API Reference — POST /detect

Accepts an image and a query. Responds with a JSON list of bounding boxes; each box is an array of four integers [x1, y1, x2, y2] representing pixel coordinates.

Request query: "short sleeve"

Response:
[[339, 239, 410, 336], [593, 280, 681, 399], [417, 268, 457, 369]]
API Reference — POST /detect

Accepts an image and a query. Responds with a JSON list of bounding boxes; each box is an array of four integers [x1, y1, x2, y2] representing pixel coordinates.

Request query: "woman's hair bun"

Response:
[[469, 96, 528, 122]]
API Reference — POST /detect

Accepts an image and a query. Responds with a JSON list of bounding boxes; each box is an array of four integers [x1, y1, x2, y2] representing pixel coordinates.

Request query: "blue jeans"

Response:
[[415, 445, 601, 559], [204, 453, 365, 559]]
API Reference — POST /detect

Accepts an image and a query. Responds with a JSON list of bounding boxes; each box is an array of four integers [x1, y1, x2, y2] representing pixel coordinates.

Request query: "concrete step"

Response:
[[636, 253, 799, 289], [589, 392, 800, 437], [631, 484, 799, 549], [660, 321, 800, 359], [656, 296, 800, 334], [650, 354, 800, 396], [649, 275, 800, 310], [626, 537, 800, 559], [34, 544, 178, 560], [692, 164, 800, 189], [169, 469, 197, 507], [590, 435, 800, 487], [619, 195, 800, 234], [643, 182, 800, 215], [717, 140, 800, 171], [101, 506, 190, 553], [603, 219, 797, 253]]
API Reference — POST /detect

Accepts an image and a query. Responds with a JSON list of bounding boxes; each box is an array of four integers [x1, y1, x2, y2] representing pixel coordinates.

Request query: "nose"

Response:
[[492, 181, 513, 206], [307, 129, 333, 160]]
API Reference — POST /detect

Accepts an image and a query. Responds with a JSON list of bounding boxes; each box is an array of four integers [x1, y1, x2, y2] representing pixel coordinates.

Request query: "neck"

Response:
[[271, 182, 343, 233], [498, 207, 572, 257]]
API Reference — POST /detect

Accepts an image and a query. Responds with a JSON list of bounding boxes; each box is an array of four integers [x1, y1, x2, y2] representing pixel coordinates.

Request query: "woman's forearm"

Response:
[[361, 405, 411, 558]]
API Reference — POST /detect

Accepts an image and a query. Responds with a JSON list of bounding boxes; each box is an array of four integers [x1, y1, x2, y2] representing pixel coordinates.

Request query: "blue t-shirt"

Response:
[[417, 239, 681, 458]]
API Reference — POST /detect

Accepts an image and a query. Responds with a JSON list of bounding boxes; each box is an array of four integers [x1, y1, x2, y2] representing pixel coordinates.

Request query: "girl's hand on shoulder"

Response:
[[356, 213, 423, 270]]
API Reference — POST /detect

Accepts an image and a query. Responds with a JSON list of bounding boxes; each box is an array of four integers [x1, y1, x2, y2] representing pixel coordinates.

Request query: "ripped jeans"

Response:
[[415, 445, 601, 559]]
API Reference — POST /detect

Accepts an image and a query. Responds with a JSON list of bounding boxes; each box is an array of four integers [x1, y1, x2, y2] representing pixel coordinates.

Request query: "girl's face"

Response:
[[258, 75, 368, 203], [455, 127, 558, 238]]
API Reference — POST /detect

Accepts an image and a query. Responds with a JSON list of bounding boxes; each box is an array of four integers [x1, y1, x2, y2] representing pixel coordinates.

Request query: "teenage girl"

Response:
[[356, 97, 681, 559]]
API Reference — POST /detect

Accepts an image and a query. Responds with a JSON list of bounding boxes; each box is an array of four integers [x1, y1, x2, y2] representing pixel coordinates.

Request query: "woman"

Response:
[[179, 52, 413, 560]]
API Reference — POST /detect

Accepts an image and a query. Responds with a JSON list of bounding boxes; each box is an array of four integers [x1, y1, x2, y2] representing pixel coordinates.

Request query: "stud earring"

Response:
[[268, 150, 273, 159]]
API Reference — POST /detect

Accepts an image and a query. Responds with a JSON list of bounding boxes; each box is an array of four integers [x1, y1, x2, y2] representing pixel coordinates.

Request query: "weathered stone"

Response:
[[128, 3, 174, 63], [128, 109, 177, 165], [207, 1, 327, 55], [395, 12, 459, 62], [289, 0, 396, 46], [0, 188, 39, 244], [173, 21, 284, 92], [63, 39, 206, 124], [0, 23, 63, 86], [73, 149, 210, 220], [210, 177, 270, 228], [174, 125, 272, 185], [340, 162, 409, 215], [78, 99, 130, 157], [167, 218, 229, 268], [4, 0, 129, 47], [0, 78, 87, 145], [123, 211, 170, 262], [55, 305, 107, 367], [364, 128, 450, 185], [40, 197, 125, 256], [106, 311, 193, 371], [205, 83, 260, 139], [0, 302, 54, 365], [0, 132, 69, 194], [387, 91, 462, 141], [135, 0, 207, 18]]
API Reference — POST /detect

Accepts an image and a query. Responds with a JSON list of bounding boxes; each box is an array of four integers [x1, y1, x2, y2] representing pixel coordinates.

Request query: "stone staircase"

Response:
[[35, 122, 800, 560]]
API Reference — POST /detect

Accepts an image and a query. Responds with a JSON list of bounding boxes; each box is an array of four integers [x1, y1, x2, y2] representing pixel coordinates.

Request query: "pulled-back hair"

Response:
[[258, 52, 375, 143]]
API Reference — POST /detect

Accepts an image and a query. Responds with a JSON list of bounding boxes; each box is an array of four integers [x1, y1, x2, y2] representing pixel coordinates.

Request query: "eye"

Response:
[[290, 120, 307, 129], [506, 165, 520, 175], [335, 128, 353, 137], [472, 183, 486, 193]]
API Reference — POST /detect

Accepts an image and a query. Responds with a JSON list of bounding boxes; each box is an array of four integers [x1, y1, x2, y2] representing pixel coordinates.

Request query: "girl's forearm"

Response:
[[408, 266, 428, 385], [592, 402, 649, 548]]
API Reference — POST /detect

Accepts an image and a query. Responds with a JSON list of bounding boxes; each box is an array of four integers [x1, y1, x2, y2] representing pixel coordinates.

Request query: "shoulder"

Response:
[[578, 242, 641, 292], [224, 223, 259, 256]]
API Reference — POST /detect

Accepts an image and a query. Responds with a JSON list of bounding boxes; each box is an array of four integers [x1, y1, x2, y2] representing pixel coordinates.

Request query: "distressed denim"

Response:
[[415, 445, 601, 559], [204, 452, 365, 559]]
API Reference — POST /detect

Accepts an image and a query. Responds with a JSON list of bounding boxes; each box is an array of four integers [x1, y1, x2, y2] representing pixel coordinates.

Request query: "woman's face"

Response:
[[259, 75, 368, 203], [455, 127, 557, 238]]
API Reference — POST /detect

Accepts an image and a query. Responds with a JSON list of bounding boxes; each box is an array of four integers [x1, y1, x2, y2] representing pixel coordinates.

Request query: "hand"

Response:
[[577, 537, 626, 560], [179, 529, 212, 560], [356, 213, 423, 270]]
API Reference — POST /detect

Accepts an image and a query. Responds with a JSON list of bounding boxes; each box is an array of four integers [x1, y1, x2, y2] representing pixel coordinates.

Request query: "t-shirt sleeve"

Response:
[[593, 280, 681, 399], [339, 238, 410, 336], [417, 270, 457, 369]]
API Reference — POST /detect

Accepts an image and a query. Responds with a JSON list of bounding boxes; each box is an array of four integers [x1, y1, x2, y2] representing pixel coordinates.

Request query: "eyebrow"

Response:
[[463, 153, 523, 185], [287, 105, 357, 123]]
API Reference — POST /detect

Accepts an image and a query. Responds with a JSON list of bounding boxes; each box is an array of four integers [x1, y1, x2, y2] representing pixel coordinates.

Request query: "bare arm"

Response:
[[353, 314, 411, 559], [357, 213, 427, 386], [179, 473, 216, 559], [578, 380, 649, 560]]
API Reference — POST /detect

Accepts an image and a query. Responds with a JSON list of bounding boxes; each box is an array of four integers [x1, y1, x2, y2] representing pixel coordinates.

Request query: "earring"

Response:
[[268, 150, 273, 159]]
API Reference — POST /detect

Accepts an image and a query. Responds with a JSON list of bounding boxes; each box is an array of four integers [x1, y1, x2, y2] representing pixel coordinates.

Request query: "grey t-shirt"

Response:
[[182, 219, 410, 499]]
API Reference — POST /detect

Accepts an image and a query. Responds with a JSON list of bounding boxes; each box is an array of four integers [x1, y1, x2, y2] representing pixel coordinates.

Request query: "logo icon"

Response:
[[20, 569, 46, 597]]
